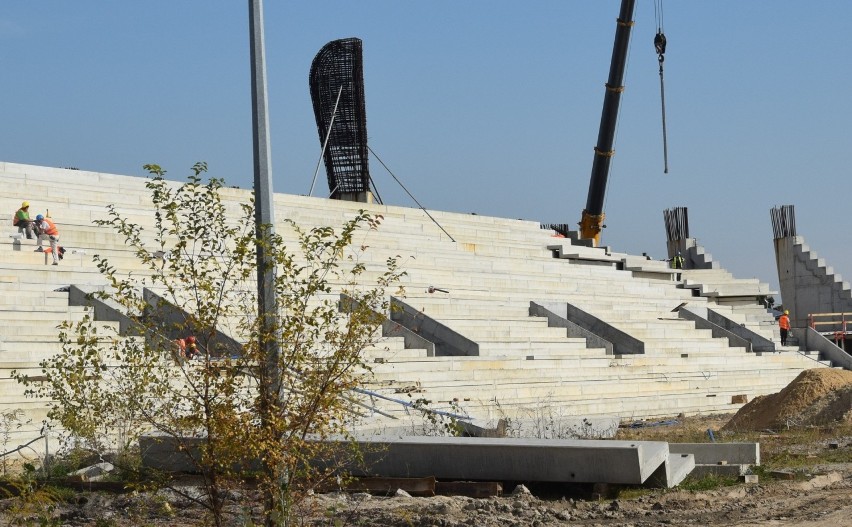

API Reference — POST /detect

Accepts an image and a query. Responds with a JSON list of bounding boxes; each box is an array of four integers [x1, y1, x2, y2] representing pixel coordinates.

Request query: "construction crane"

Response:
[[578, 0, 637, 246]]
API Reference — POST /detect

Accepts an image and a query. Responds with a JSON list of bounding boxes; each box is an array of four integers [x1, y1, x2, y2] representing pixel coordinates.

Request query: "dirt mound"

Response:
[[723, 368, 852, 431]]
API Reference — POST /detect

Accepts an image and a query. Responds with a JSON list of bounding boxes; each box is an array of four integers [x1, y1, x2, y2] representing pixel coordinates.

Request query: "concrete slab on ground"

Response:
[[669, 442, 760, 465], [141, 434, 676, 486], [646, 453, 696, 488], [329, 435, 670, 486]]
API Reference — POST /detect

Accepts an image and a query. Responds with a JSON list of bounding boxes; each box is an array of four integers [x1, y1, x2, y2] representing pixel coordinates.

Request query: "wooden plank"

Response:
[[436, 480, 502, 498], [343, 476, 436, 497]]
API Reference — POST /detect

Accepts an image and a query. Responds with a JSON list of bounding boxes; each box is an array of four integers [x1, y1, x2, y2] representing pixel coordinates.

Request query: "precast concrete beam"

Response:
[[646, 453, 695, 488], [669, 442, 759, 465], [338, 435, 669, 485], [140, 434, 676, 486]]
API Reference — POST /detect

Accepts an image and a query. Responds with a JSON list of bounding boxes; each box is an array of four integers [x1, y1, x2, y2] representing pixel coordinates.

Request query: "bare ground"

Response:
[[3, 369, 851, 526], [1, 416, 850, 526]]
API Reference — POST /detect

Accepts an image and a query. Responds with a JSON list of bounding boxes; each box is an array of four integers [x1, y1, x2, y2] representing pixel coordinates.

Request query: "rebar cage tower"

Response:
[[309, 38, 371, 201], [663, 206, 690, 242], [770, 205, 797, 239]]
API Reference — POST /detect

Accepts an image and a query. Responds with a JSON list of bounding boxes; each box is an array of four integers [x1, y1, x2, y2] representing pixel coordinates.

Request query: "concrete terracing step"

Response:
[[0, 161, 835, 432], [707, 304, 780, 342], [681, 269, 734, 281], [613, 326, 717, 340], [0, 309, 86, 321], [365, 348, 430, 361], [680, 268, 775, 298], [364, 351, 822, 381], [0, 265, 110, 286], [438, 322, 571, 340], [365, 367, 783, 393], [563, 302, 683, 318], [690, 284, 775, 298], [0, 294, 69, 308], [359, 370, 821, 422], [0, 323, 82, 337], [404, 287, 693, 305], [0, 329, 121, 354], [474, 341, 605, 355], [363, 337, 431, 361], [372, 359, 817, 392]]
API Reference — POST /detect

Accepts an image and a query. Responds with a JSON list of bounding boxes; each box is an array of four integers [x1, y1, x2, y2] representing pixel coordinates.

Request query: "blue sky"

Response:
[[2, 2, 851, 295]]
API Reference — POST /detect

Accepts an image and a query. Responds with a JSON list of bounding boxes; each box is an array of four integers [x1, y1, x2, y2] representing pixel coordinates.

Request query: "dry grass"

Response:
[[615, 414, 733, 443], [617, 413, 852, 470]]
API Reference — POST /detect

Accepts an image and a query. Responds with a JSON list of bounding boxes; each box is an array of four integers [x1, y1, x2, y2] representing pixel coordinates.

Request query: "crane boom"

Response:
[[579, 0, 637, 246]]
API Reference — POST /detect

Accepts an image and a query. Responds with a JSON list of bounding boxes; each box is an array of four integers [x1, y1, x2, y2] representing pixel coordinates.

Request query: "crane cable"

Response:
[[654, 0, 669, 174]]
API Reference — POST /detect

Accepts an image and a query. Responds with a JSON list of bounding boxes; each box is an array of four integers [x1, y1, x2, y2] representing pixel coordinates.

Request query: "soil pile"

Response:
[[723, 368, 852, 431]]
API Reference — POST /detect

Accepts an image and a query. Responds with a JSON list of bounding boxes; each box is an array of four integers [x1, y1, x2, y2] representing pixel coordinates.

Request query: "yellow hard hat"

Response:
[[784, 310, 789, 315], [21, 201, 29, 208]]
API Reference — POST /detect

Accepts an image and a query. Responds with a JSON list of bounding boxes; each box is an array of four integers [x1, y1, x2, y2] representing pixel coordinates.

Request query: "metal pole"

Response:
[[248, 0, 280, 396]]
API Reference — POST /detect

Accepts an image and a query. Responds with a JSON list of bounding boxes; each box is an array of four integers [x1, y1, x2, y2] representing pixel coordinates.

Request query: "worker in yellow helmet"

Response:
[[13, 201, 34, 240]]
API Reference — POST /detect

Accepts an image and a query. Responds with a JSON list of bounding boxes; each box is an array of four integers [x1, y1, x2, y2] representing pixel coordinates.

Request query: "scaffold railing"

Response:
[[808, 312, 852, 350], [808, 312, 852, 332]]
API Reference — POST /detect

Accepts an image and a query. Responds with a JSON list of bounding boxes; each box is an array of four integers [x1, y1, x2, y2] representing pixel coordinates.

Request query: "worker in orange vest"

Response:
[[34, 214, 61, 265], [174, 337, 187, 353], [778, 310, 791, 346]]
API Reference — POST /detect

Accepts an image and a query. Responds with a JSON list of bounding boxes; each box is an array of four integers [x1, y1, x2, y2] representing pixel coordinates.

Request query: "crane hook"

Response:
[[655, 30, 669, 174], [654, 31, 667, 63]]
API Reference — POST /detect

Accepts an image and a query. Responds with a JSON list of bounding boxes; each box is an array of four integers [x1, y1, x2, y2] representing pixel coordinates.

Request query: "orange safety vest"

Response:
[[778, 315, 790, 330], [41, 218, 59, 236]]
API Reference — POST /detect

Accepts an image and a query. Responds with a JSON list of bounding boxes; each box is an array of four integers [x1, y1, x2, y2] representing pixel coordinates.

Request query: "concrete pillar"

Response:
[[774, 235, 852, 328]]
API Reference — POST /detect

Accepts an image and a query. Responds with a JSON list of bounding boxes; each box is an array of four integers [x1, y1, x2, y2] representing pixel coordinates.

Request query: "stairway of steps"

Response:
[[791, 238, 852, 300], [0, 280, 136, 449], [686, 243, 718, 270], [0, 162, 837, 441], [706, 304, 782, 344], [358, 356, 821, 424]]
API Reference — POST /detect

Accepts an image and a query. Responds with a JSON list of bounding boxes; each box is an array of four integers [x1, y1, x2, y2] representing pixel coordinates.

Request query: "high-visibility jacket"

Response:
[[778, 314, 791, 330], [40, 218, 59, 236], [13, 208, 29, 225]]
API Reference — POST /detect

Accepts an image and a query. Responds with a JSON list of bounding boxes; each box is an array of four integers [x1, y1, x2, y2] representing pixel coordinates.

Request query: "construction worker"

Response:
[[671, 251, 685, 270], [174, 337, 187, 354], [778, 310, 791, 346], [13, 201, 34, 240], [184, 335, 200, 359], [34, 214, 61, 265]]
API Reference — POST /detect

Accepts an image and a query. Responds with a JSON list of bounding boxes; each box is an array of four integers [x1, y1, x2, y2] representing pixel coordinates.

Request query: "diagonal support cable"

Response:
[[367, 145, 455, 242]]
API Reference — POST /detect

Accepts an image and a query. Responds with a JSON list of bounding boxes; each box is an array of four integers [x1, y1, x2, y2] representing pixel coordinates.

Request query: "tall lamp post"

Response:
[[248, 0, 281, 396]]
